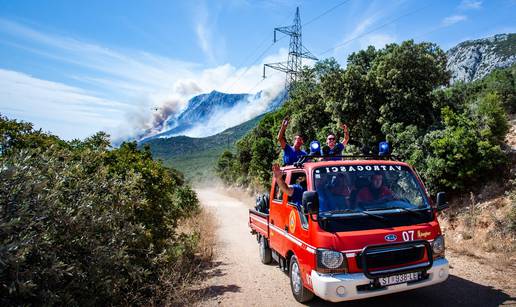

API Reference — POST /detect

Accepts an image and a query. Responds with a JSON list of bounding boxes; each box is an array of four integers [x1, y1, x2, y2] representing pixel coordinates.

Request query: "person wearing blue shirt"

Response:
[[277, 116, 306, 165], [272, 164, 305, 209], [322, 124, 349, 160], [315, 175, 350, 213]]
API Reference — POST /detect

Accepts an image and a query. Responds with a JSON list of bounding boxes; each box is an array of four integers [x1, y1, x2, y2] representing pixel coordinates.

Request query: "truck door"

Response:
[[276, 171, 309, 257], [287, 170, 313, 279], [286, 171, 310, 245], [269, 173, 286, 253]]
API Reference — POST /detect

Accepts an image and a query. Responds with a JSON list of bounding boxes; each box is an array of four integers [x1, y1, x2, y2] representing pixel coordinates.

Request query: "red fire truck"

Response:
[[249, 151, 449, 303]]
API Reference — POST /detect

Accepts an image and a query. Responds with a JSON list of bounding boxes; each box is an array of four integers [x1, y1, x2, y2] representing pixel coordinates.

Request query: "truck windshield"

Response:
[[313, 164, 430, 217]]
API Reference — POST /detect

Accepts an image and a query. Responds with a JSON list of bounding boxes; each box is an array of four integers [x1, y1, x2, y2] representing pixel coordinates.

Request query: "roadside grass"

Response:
[[153, 208, 217, 306], [440, 182, 516, 270]]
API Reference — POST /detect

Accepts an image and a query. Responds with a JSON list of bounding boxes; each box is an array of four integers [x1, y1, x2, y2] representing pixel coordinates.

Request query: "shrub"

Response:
[[217, 43, 512, 196], [422, 107, 507, 192], [0, 116, 200, 305]]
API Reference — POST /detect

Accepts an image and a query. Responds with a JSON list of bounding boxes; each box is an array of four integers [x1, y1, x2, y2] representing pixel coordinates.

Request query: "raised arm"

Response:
[[272, 164, 293, 196], [277, 117, 289, 149], [341, 123, 349, 146]]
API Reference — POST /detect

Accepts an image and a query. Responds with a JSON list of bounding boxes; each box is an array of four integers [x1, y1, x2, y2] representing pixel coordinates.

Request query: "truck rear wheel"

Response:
[[289, 255, 314, 303], [259, 236, 272, 264]]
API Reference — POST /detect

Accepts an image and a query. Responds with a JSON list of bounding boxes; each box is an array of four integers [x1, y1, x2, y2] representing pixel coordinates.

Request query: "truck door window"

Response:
[[273, 174, 286, 202], [287, 172, 307, 204], [288, 171, 308, 229]]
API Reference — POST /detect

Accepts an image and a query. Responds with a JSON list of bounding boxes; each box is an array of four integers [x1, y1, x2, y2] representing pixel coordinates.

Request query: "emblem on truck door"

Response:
[[385, 234, 397, 241], [289, 210, 296, 233]]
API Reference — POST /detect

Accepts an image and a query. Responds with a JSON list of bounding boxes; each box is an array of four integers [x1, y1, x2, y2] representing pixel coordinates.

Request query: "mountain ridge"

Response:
[[142, 89, 287, 141], [141, 114, 265, 178], [446, 33, 515, 83], [141, 33, 515, 180]]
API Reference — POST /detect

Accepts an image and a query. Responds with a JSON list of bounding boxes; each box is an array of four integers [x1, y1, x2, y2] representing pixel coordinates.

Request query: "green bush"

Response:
[[217, 43, 513, 195], [422, 107, 507, 192], [0, 116, 199, 305]]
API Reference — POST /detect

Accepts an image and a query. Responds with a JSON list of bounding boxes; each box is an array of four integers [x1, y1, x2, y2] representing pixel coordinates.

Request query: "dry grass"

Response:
[[440, 114, 516, 270], [505, 113, 516, 149], [178, 208, 217, 261], [150, 208, 218, 306], [441, 185, 516, 270]]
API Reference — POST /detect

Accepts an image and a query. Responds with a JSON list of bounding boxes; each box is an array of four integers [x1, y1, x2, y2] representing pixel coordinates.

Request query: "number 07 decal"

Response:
[[402, 230, 414, 241]]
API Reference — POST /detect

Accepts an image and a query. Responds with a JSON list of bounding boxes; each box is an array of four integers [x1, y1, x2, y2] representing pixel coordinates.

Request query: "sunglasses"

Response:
[[327, 137, 335, 141]]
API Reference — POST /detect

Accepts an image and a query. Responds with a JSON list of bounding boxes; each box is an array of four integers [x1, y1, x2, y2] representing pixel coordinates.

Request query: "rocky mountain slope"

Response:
[[144, 89, 287, 141], [447, 33, 515, 84]]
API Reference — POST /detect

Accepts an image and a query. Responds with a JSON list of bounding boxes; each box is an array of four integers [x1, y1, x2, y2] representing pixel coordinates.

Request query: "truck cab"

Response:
[[249, 157, 449, 303]]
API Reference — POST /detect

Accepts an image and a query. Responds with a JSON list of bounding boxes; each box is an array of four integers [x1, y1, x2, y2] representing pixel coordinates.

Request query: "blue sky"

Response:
[[0, 0, 514, 140]]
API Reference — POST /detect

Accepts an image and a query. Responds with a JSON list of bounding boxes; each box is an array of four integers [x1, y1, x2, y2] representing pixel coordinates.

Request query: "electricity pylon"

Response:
[[263, 7, 318, 89]]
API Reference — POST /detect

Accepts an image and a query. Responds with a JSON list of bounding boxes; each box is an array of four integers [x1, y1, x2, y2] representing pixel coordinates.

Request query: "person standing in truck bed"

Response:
[[277, 116, 306, 165], [322, 123, 350, 159]]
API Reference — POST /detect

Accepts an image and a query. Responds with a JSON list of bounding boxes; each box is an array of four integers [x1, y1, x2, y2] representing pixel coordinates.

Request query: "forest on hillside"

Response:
[[217, 40, 515, 196]]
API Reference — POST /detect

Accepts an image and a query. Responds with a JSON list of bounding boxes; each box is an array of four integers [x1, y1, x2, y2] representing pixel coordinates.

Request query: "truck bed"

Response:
[[249, 209, 269, 238]]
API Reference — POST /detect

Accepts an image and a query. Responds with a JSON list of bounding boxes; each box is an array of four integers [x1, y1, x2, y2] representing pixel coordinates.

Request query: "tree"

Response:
[[372, 41, 449, 130], [1, 115, 201, 305], [217, 41, 511, 195]]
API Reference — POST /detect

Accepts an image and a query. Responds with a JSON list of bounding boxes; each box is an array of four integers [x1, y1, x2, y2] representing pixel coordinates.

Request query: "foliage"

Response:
[[216, 41, 514, 195], [0, 115, 65, 155], [474, 64, 516, 113], [0, 115, 200, 305], [421, 106, 507, 191], [142, 114, 264, 181]]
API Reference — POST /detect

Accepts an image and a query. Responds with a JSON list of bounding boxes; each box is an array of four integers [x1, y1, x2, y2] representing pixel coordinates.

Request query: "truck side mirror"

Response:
[[302, 191, 319, 214], [436, 192, 449, 211]]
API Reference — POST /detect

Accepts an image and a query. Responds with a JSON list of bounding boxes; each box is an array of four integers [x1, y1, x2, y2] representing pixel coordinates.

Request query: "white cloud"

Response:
[[359, 33, 396, 49], [180, 84, 284, 137], [331, 2, 395, 58], [193, 2, 227, 64], [0, 69, 128, 140], [195, 18, 215, 63], [0, 18, 199, 90], [442, 15, 468, 27], [344, 16, 378, 44], [0, 18, 285, 142], [459, 0, 482, 10]]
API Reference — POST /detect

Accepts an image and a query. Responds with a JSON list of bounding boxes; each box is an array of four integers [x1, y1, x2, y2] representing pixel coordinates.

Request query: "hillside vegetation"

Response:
[[0, 116, 207, 305], [142, 114, 263, 180], [217, 40, 515, 260], [217, 41, 514, 195]]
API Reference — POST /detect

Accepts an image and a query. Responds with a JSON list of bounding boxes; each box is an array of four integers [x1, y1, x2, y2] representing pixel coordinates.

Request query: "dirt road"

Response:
[[195, 187, 516, 307]]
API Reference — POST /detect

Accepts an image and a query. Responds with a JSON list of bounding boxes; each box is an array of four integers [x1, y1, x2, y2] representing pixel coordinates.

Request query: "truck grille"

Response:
[[356, 243, 426, 269]]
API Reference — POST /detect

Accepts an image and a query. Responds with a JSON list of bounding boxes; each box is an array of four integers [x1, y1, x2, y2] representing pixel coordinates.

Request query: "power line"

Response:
[[303, 0, 352, 27], [247, 77, 265, 94], [226, 41, 275, 92], [230, 12, 294, 74], [226, 14, 293, 92], [263, 7, 318, 89], [318, 2, 433, 56], [228, 1, 353, 93], [414, 7, 515, 41], [228, 1, 354, 93]]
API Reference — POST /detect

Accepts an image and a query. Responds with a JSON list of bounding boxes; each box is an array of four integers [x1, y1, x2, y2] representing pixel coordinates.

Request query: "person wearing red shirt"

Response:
[[357, 173, 393, 203]]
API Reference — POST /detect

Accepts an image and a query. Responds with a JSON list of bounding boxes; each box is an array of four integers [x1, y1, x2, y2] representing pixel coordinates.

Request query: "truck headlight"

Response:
[[432, 235, 445, 258], [316, 249, 347, 273]]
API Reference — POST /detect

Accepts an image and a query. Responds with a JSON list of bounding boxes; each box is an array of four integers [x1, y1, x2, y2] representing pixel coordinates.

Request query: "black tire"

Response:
[[289, 255, 314, 303], [259, 236, 272, 264]]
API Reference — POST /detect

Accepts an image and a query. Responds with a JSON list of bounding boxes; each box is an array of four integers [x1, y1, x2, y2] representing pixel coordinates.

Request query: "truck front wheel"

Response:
[[289, 255, 314, 303], [259, 236, 272, 264]]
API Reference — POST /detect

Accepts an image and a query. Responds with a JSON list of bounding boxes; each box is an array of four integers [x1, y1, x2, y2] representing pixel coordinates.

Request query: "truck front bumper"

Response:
[[310, 258, 449, 302]]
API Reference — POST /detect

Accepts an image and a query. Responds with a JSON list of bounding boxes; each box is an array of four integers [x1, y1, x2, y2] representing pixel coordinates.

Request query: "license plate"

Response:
[[379, 272, 420, 286]]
